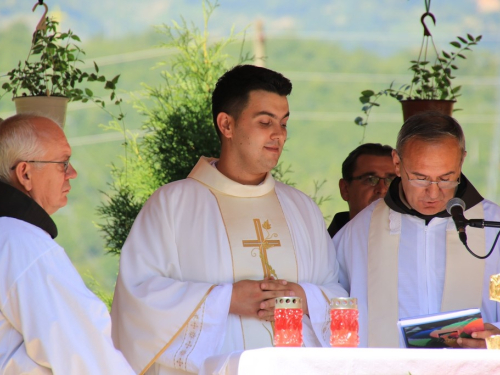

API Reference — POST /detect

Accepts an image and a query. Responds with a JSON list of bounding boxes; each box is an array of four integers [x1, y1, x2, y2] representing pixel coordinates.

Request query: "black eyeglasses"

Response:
[[350, 175, 394, 187], [11, 160, 70, 174], [400, 160, 460, 189]]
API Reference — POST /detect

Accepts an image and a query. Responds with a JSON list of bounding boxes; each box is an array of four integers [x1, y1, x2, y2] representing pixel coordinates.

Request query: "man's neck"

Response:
[[216, 157, 267, 186]]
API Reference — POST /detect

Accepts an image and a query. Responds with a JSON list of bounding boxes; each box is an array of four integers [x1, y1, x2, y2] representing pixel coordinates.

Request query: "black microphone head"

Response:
[[446, 197, 466, 215]]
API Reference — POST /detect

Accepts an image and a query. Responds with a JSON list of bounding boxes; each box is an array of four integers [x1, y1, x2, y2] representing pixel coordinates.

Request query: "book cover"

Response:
[[398, 308, 484, 348]]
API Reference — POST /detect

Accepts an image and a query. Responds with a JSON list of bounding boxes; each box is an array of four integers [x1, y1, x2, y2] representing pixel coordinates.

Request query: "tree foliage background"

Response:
[[97, 1, 248, 255], [1, 0, 497, 296]]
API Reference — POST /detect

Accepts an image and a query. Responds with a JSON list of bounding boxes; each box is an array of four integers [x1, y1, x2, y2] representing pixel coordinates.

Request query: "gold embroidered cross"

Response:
[[242, 219, 281, 279]]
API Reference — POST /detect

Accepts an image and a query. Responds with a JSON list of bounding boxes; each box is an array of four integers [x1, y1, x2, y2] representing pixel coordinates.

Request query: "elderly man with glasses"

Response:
[[0, 114, 134, 374], [328, 143, 396, 237], [333, 111, 500, 349]]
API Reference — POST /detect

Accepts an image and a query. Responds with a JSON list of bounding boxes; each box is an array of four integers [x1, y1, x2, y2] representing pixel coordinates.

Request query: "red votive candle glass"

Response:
[[330, 297, 359, 347], [274, 297, 303, 347]]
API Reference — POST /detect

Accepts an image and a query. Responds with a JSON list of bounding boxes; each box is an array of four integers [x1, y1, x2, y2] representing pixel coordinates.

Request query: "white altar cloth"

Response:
[[200, 347, 500, 375]]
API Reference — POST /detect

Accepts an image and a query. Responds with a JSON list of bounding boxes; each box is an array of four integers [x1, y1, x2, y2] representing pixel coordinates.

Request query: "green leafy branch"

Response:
[[354, 33, 481, 135], [1, 17, 123, 118]]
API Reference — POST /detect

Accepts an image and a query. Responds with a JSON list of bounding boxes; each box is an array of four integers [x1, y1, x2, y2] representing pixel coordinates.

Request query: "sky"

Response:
[[1, 0, 499, 49]]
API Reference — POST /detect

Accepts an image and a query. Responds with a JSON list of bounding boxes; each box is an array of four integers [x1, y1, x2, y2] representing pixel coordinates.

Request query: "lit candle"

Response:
[[330, 297, 359, 347], [274, 297, 303, 347]]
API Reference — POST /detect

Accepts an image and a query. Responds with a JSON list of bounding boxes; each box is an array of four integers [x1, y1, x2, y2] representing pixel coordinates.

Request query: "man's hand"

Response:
[[229, 279, 294, 319], [457, 323, 500, 348], [259, 281, 309, 321]]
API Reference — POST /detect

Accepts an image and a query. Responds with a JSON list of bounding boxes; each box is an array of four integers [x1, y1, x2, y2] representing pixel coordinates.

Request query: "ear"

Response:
[[14, 162, 33, 192], [216, 112, 234, 140], [392, 149, 401, 177], [339, 178, 350, 202], [460, 150, 467, 167]]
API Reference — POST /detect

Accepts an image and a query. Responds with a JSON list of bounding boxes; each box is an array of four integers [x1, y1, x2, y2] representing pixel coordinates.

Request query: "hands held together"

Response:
[[229, 278, 308, 321]]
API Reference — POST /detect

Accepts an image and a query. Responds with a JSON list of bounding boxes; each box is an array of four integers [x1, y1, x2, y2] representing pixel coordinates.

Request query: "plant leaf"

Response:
[[354, 117, 365, 126]]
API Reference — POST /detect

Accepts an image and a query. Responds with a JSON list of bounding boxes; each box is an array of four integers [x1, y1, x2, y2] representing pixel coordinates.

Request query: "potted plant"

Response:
[[1, 13, 122, 126], [354, 7, 482, 131]]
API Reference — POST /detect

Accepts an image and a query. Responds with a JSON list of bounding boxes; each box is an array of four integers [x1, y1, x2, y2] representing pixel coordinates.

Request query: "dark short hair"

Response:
[[396, 111, 466, 158], [342, 143, 394, 180], [211, 64, 292, 140]]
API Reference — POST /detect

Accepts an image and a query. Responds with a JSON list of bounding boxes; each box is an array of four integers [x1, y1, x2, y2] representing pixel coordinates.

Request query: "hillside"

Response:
[[0, 1, 499, 294]]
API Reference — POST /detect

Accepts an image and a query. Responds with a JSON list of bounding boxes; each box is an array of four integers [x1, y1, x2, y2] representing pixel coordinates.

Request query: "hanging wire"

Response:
[[424, 0, 431, 13], [409, 10, 440, 98], [464, 230, 500, 260]]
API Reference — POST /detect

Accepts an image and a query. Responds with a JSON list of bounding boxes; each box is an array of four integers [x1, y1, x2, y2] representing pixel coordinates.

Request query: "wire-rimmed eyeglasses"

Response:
[[350, 174, 395, 187], [400, 160, 460, 189], [10, 160, 70, 174]]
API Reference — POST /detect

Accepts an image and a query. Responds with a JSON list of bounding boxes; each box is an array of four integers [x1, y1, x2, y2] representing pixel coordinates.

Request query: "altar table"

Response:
[[200, 347, 500, 375]]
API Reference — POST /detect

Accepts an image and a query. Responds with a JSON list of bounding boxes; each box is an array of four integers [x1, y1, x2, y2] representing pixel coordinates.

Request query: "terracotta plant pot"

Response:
[[13, 96, 69, 127], [400, 99, 455, 122]]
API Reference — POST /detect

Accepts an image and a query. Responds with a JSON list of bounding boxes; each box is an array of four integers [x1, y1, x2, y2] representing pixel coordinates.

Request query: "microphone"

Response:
[[446, 198, 468, 245]]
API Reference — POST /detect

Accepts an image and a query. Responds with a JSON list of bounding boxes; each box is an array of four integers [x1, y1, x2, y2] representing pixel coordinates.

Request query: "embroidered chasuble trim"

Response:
[[139, 285, 216, 375], [211, 188, 299, 349], [319, 288, 332, 342], [188, 156, 298, 350], [367, 200, 486, 348], [367, 200, 399, 347], [173, 300, 206, 371]]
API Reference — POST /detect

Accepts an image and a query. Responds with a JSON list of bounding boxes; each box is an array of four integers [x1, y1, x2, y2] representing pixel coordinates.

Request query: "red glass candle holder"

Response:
[[330, 297, 359, 347], [274, 297, 303, 347]]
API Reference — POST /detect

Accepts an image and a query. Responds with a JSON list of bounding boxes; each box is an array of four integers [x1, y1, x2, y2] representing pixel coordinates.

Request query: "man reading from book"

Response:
[[334, 111, 500, 349]]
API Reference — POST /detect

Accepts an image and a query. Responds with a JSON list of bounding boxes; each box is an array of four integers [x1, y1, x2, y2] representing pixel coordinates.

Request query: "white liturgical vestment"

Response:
[[0, 217, 135, 375], [333, 195, 500, 348], [112, 157, 347, 374]]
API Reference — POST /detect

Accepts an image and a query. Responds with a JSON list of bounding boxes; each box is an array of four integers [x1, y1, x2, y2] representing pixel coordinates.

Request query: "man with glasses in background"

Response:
[[328, 143, 395, 237], [333, 111, 500, 349], [0, 114, 134, 374]]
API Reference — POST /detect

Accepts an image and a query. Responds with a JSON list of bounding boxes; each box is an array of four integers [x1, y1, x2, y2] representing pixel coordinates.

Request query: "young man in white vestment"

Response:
[[333, 111, 500, 349], [0, 115, 135, 374], [111, 64, 348, 374]]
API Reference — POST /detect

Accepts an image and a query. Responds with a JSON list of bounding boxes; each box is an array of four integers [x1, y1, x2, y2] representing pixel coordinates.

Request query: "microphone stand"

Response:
[[468, 219, 500, 229], [460, 219, 500, 259]]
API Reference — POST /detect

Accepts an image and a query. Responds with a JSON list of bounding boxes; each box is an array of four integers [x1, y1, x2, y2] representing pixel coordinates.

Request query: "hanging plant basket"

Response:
[[400, 99, 455, 121], [13, 96, 69, 127], [353, 0, 481, 142], [1, 3, 123, 129]]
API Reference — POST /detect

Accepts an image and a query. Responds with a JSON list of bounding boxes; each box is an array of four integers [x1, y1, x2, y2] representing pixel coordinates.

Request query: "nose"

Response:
[[374, 179, 389, 197], [425, 182, 441, 199], [271, 122, 287, 141], [66, 162, 78, 179]]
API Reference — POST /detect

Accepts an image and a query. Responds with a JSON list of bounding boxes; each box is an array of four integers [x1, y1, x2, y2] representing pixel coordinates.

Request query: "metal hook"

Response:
[[420, 12, 436, 37], [32, 1, 49, 32]]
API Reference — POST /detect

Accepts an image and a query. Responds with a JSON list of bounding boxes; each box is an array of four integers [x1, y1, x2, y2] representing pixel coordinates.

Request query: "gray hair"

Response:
[[0, 114, 49, 184], [396, 111, 466, 158]]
